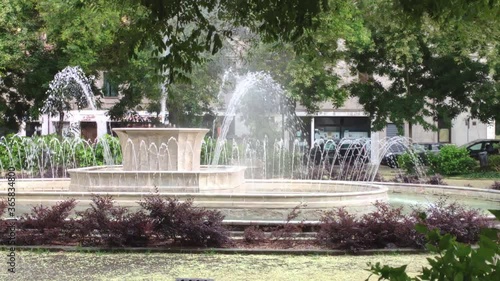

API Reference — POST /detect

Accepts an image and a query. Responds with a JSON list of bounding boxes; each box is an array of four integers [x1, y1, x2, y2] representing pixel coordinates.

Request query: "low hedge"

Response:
[[0, 197, 491, 251]]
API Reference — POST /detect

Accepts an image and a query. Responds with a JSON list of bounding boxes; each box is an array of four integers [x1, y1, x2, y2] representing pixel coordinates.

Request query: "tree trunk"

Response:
[[57, 111, 65, 138], [408, 121, 413, 140], [159, 85, 168, 125]]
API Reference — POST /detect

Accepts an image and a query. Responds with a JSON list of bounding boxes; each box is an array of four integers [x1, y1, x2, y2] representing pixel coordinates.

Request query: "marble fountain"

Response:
[[6, 127, 393, 220]]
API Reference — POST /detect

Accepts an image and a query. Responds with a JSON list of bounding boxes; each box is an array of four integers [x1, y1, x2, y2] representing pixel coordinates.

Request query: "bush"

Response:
[[0, 200, 6, 217], [243, 226, 266, 244], [317, 199, 489, 251], [391, 174, 421, 183], [0, 200, 9, 244], [76, 195, 151, 247], [425, 174, 446, 185], [360, 202, 418, 248], [397, 152, 425, 175], [487, 155, 500, 171], [317, 203, 418, 251], [139, 196, 229, 247], [428, 145, 476, 175], [16, 199, 77, 245], [269, 205, 303, 248], [367, 210, 499, 281], [317, 208, 367, 251], [0, 134, 122, 177], [411, 198, 490, 244], [491, 181, 500, 190]]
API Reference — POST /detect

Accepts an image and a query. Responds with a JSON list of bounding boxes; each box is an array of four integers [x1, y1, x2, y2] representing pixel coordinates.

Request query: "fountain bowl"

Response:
[[68, 165, 246, 192], [68, 127, 247, 192]]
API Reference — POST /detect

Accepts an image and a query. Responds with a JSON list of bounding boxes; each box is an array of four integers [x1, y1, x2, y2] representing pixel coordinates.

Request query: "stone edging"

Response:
[[1, 245, 429, 256]]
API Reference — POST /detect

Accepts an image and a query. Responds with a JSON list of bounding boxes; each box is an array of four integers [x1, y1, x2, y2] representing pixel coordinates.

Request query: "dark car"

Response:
[[460, 139, 500, 159], [333, 139, 370, 164], [381, 142, 443, 168], [306, 139, 337, 165], [306, 139, 369, 165]]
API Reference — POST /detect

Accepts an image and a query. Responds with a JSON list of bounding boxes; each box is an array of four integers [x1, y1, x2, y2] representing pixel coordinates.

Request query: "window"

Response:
[[468, 143, 482, 151], [103, 73, 118, 97], [438, 117, 451, 143], [386, 123, 403, 138]]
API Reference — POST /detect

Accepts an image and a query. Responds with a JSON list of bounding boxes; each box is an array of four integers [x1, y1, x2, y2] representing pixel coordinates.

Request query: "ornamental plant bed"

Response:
[[0, 196, 492, 252]]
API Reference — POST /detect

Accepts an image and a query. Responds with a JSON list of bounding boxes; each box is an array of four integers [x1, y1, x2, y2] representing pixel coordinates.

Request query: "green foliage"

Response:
[[0, 134, 122, 176], [245, 0, 369, 113], [397, 152, 424, 175], [93, 134, 122, 166], [200, 137, 246, 166], [487, 155, 500, 172], [0, 0, 60, 131], [348, 0, 499, 131], [366, 209, 500, 281], [454, 171, 500, 179], [427, 145, 477, 176]]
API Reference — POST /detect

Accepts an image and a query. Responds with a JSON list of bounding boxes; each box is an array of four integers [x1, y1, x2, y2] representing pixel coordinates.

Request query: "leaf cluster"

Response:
[[366, 209, 500, 281]]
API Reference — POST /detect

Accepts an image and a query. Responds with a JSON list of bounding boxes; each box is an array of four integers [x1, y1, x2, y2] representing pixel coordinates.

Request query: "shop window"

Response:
[[103, 73, 118, 97], [386, 123, 403, 138], [438, 117, 451, 143]]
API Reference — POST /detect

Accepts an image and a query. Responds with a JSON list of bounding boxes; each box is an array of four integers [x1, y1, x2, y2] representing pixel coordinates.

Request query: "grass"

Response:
[[451, 171, 500, 179], [0, 250, 431, 281]]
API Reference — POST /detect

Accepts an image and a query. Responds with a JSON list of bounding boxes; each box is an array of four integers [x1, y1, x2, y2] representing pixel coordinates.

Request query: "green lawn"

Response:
[[1, 250, 430, 281]]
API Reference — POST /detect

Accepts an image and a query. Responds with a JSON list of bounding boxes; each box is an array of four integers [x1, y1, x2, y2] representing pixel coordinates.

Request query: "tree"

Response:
[[0, 0, 60, 133], [77, 0, 330, 123], [346, 0, 499, 132]]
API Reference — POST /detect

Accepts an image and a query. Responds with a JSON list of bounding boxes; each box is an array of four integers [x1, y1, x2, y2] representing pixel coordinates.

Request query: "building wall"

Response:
[[402, 112, 495, 145]]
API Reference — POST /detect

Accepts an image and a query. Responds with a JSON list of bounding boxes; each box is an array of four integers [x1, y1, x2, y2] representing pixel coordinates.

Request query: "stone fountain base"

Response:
[[68, 165, 246, 192]]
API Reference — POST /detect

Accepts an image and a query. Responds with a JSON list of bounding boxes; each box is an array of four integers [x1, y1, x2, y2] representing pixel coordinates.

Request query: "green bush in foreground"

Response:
[[487, 155, 500, 172], [397, 152, 425, 175], [427, 145, 477, 176], [366, 210, 500, 281]]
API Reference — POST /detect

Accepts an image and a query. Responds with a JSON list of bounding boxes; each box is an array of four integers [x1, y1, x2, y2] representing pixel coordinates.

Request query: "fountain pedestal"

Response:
[[114, 128, 208, 171], [68, 128, 246, 192]]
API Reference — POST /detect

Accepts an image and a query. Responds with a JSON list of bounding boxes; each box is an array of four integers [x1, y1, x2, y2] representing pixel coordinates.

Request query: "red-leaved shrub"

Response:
[[0, 199, 7, 217], [360, 202, 417, 248], [139, 196, 229, 247], [17, 199, 77, 245], [317, 208, 367, 251], [0, 199, 9, 244], [491, 181, 500, 190], [243, 226, 266, 244], [411, 198, 490, 244], [425, 174, 447, 185], [270, 205, 303, 247], [76, 195, 151, 247], [317, 199, 489, 251]]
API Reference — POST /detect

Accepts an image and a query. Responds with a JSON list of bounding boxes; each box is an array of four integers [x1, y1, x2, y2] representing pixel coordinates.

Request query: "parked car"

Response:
[[460, 139, 500, 159], [381, 142, 444, 168], [306, 138, 369, 165], [333, 139, 369, 164], [306, 139, 337, 165]]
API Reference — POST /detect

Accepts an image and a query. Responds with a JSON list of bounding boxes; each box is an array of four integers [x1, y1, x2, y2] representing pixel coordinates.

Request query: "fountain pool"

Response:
[[5, 178, 499, 220]]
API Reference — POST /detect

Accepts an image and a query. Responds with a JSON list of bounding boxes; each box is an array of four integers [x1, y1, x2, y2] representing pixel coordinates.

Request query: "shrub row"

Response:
[[397, 145, 477, 176], [0, 197, 490, 250], [316, 199, 489, 251], [0, 134, 122, 177], [0, 195, 228, 248]]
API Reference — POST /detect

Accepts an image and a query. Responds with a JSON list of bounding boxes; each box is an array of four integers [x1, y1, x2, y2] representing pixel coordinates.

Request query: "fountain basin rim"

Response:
[[376, 181, 500, 195], [112, 128, 210, 133], [67, 165, 246, 174], [3, 177, 498, 196], [6, 188, 387, 198]]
